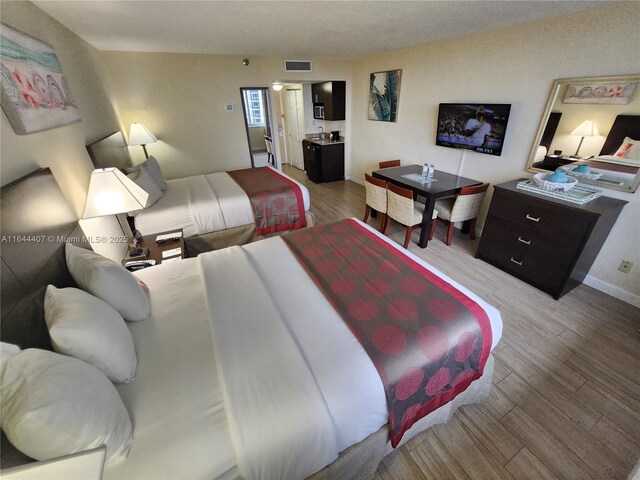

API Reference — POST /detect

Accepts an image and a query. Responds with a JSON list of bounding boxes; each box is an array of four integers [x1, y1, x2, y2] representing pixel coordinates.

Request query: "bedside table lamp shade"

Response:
[[128, 122, 156, 159], [570, 120, 599, 156], [82, 168, 148, 219], [83, 168, 149, 258]]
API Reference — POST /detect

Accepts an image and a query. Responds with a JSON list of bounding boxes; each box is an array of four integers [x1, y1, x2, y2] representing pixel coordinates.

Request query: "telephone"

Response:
[[124, 260, 156, 271]]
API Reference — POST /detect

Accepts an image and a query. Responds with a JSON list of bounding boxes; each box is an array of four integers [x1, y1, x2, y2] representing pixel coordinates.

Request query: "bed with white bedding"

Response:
[[133, 167, 311, 239], [102, 219, 502, 480], [0, 167, 502, 480], [85, 131, 313, 252]]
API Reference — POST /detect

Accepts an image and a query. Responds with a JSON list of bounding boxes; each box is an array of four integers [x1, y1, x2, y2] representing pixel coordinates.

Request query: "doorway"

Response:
[[240, 87, 274, 167]]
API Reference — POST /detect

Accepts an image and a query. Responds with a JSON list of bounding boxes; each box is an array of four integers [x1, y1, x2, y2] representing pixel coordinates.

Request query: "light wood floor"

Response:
[[284, 165, 640, 480]]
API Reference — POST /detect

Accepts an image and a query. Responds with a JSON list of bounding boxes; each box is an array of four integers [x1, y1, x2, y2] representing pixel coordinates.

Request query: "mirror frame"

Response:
[[526, 74, 640, 193]]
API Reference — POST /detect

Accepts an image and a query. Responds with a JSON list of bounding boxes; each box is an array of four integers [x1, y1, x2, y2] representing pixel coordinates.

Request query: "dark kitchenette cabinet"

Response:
[[302, 140, 344, 183], [311, 81, 345, 121]]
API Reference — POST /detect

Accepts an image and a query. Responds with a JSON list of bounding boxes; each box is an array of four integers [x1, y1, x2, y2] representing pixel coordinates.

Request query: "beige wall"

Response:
[[98, 51, 351, 178], [348, 3, 640, 304], [0, 1, 119, 217]]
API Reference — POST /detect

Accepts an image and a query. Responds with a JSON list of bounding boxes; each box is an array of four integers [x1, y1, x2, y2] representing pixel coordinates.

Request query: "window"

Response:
[[243, 89, 264, 126]]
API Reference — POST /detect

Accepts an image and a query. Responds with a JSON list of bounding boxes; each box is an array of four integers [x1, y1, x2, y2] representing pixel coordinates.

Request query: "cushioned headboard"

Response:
[[600, 114, 640, 155], [0, 168, 89, 351], [540, 111, 562, 151], [86, 131, 132, 169]]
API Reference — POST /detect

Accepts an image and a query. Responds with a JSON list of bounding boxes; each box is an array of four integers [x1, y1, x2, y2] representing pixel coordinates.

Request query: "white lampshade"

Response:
[[82, 168, 149, 219], [272, 83, 284, 91], [128, 122, 157, 146], [570, 120, 599, 137]]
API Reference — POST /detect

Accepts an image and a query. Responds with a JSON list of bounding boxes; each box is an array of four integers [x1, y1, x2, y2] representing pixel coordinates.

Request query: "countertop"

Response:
[[304, 135, 345, 146]]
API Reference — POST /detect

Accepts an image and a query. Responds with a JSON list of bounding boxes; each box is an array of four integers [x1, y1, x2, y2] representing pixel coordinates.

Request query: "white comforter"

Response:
[[133, 168, 310, 238]]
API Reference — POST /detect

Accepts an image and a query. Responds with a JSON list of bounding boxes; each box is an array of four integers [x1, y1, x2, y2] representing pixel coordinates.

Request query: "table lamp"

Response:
[[570, 120, 599, 157], [83, 168, 149, 260], [128, 122, 156, 159]]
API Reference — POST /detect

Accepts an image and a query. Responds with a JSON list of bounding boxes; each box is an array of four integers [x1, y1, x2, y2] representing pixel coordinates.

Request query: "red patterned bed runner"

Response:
[[228, 167, 306, 235], [282, 219, 492, 448]]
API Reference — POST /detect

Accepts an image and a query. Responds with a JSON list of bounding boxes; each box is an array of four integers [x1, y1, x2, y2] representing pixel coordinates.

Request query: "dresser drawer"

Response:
[[489, 189, 593, 241], [478, 224, 570, 293]]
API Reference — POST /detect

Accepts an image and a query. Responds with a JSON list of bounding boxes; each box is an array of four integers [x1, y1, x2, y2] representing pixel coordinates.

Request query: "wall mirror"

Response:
[[526, 74, 640, 193]]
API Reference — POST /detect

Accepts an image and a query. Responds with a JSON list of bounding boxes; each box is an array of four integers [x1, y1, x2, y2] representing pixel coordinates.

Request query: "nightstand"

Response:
[[137, 229, 187, 265]]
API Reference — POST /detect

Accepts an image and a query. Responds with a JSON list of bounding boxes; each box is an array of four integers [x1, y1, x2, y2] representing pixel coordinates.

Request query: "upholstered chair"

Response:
[[378, 159, 401, 169], [264, 135, 275, 166], [431, 183, 490, 246], [385, 182, 438, 249], [363, 173, 388, 231]]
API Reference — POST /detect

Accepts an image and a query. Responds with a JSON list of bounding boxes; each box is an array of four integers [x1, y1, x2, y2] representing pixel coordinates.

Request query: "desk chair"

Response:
[[378, 159, 401, 169], [363, 174, 388, 231], [432, 183, 489, 246], [264, 135, 275, 166], [385, 183, 438, 248]]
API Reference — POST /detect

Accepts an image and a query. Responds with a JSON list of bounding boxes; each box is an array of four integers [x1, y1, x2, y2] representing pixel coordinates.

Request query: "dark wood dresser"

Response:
[[476, 179, 627, 299]]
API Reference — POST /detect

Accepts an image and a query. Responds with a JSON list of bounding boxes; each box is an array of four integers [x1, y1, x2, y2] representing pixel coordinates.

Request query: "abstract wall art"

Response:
[[369, 69, 402, 122], [1, 23, 80, 135]]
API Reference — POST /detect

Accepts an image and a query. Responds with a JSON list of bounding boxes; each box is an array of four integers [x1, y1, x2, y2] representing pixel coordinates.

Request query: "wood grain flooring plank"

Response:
[[377, 447, 427, 480], [486, 382, 516, 419], [566, 352, 640, 413], [492, 357, 511, 384], [505, 447, 560, 480], [590, 415, 640, 471], [577, 382, 640, 444], [409, 430, 471, 480], [497, 373, 626, 479], [494, 351, 601, 430], [456, 404, 523, 465], [495, 345, 586, 393], [558, 329, 640, 382], [432, 414, 515, 480], [501, 406, 596, 480]]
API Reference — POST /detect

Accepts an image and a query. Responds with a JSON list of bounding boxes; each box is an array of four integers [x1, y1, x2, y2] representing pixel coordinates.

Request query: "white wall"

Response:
[[98, 52, 351, 178], [348, 3, 640, 304], [0, 1, 119, 215]]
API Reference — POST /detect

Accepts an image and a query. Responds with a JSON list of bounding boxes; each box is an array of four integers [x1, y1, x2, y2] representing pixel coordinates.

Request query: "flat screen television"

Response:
[[436, 103, 512, 156]]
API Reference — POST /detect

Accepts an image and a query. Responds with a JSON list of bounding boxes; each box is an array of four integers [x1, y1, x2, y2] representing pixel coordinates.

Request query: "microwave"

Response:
[[314, 104, 324, 120]]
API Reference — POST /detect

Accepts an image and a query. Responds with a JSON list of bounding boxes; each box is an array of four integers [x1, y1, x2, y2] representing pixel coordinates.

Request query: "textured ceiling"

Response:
[[33, 1, 610, 59]]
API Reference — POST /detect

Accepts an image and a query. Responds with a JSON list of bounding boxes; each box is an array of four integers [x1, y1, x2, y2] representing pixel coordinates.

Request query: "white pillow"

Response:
[[128, 166, 163, 207], [0, 342, 21, 377], [614, 136, 640, 160], [143, 156, 167, 191], [0, 349, 133, 465], [65, 243, 151, 322], [126, 156, 167, 191], [45, 286, 137, 383]]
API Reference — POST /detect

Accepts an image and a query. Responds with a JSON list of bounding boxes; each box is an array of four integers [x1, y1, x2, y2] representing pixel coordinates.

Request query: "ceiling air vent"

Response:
[[284, 60, 312, 72]]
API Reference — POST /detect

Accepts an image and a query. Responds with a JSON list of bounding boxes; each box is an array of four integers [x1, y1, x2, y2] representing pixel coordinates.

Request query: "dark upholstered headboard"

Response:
[[600, 114, 640, 156], [86, 131, 132, 169], [0, 168, 89, 351], [540, 111, 562, 151]]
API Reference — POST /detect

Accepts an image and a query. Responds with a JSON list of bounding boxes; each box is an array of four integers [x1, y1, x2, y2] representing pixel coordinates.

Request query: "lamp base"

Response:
[[124, 247, 149, 262]]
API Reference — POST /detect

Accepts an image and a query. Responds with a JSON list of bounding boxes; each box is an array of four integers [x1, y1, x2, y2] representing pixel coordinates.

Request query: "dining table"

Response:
[[372, 164, 483, 248]]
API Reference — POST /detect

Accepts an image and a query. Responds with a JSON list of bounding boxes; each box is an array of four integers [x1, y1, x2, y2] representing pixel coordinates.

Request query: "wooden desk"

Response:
[[373, 165, 482, 248]]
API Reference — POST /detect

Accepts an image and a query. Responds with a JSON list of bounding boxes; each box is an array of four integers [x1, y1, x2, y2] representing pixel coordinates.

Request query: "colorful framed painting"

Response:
[[0, 23, 80, 135], [369, 69, 402, 122], [563, 81, 638, 105]]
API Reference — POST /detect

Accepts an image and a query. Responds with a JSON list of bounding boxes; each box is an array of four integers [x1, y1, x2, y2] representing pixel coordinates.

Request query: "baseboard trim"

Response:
[[583, 274, 640, 308]]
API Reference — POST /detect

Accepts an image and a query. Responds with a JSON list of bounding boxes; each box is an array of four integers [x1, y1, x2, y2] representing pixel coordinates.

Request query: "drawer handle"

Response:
[[517, 237, 531, 245], [510, 257, 523, 266], [525, 214, 540, 222]]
